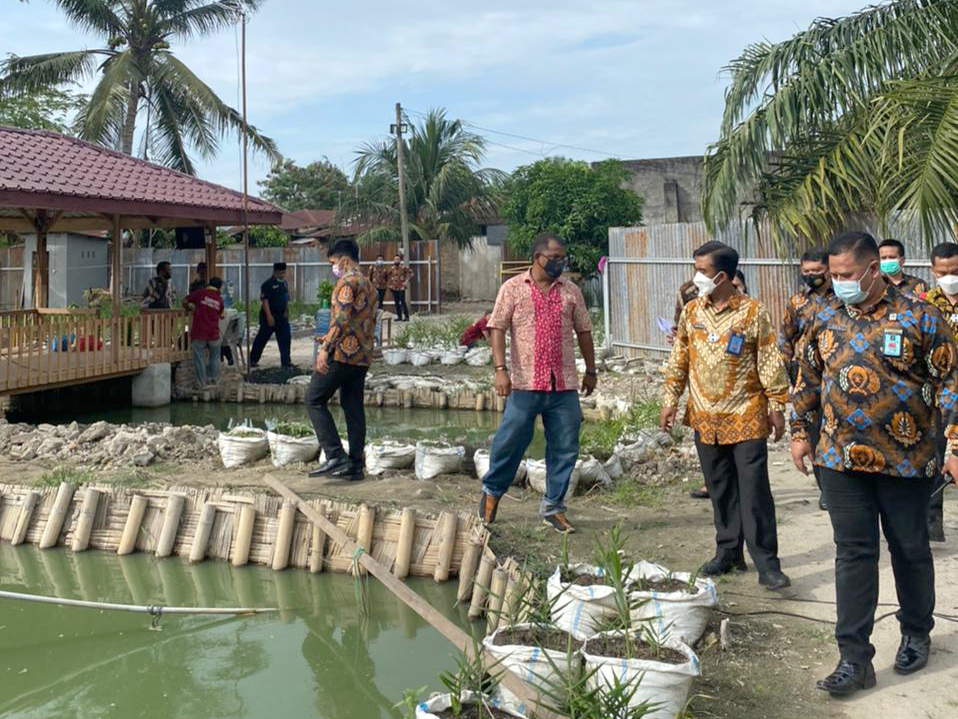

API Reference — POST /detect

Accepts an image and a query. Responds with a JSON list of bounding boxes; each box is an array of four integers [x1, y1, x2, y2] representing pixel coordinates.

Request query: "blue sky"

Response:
[[2, 0, 869, 195]]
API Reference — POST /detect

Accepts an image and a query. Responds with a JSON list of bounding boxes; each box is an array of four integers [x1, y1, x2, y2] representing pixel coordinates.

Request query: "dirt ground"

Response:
[[10, 431, 958, 719]]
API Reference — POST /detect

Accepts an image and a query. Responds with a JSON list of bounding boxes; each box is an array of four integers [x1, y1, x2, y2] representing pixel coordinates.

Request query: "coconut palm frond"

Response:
[[0, 51, 103, 95], [159, 0, 255, 40], [74, 50, 137, 147], [51, 0, 124, 36]]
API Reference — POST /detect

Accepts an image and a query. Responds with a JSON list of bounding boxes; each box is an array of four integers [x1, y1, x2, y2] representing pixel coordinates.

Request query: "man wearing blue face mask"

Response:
[[879, 239, 928, 299], [791, 231, 958, 697]]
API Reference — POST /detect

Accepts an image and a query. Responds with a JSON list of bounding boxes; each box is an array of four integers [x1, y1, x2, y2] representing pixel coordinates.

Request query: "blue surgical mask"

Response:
[[833, 263, 877, 305]]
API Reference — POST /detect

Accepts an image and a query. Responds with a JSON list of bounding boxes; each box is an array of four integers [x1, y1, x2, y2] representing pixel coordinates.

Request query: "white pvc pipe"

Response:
[[0, 589, 277, 616]]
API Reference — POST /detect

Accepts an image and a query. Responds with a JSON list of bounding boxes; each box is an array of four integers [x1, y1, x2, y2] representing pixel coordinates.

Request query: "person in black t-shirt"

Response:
[[250, 262, 292, 368]]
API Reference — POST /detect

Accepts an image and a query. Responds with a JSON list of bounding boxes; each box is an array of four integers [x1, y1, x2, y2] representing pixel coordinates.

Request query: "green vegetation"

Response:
[[501, 158, 643, 276], [394, 315, 472, 348], [0, 86, 85, 133], [259, 158, 350, 212], [36, 466, 95, 488], [579, 399, 661, 460], [605, 480, 667, 510], [270, 420, 313, 438], [316, 280, 335, 308], [248, 225, 289, 248]]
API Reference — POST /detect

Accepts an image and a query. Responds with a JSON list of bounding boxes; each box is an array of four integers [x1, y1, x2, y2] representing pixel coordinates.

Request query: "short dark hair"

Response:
[[197, 261, 207, 271], [879, 238, 906, 257], [156, 261, 171, 274], [273, 262, 287, 271], [734, 269, 748, 294], [800, 248, 828, 264], [692, 241, 738, 278], [531, 232, 563, 258], [931, 242, 958, 263], [328, 239, 359, 262], [828, 231, 879, 262], [209, 276, 223, 289]]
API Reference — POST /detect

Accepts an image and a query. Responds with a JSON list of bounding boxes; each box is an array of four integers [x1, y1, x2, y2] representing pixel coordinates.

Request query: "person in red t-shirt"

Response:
[[184, 277, 225, 387], [459, 310, 491, 349]]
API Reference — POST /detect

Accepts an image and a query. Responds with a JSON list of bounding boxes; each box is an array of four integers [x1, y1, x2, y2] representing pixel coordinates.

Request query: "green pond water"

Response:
[[0, 543, 468, 719]]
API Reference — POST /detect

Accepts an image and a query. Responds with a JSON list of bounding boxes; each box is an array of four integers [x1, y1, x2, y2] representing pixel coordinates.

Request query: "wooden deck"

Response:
[[0, 309, 190, 395]]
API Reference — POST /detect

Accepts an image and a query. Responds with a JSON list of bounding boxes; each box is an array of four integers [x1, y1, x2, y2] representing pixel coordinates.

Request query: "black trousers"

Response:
[[305, 361, 368, 463], [694, 435, 781, 573], [250, 316, 291, 367], [393, 289, 409, 320], [376, 288, 386, 308], [820, 468, 935, 665]]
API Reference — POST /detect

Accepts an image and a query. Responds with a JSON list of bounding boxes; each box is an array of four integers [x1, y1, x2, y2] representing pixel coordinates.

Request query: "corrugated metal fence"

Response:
[[606, 219, 940, 356]]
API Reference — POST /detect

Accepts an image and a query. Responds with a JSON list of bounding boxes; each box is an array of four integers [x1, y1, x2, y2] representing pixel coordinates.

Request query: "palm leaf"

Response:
[[51, 0, 124, 36], [75, 50, 139, 148], [160, 0, 258, 40], [0, 50, 104, 95]]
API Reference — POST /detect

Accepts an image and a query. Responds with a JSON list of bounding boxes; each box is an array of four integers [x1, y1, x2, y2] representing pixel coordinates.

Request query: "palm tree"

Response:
[[345, 108, 505, 248], [703, 0, 958, 248], [0, 0, 278, 174]]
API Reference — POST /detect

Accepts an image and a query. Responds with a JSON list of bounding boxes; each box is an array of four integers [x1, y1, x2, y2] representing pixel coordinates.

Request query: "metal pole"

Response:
[[394, 102, 410, 262], [241, 12, 252, 374]]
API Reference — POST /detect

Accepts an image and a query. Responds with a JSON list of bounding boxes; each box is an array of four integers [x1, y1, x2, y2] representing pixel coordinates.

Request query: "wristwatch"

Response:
[[495, 365, 508, 372]]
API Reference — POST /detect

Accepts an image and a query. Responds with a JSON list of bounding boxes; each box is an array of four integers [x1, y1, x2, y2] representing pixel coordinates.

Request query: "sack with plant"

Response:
[[473, 450, 526, 485], [384, 348, 409, 365], [217, 423, 269, 468], [526, 459, 582, 497], [266, 420, 320, 467], [415, 441, 465, 480], [367, 440, 417, 475], [629, 560, 717, 645]]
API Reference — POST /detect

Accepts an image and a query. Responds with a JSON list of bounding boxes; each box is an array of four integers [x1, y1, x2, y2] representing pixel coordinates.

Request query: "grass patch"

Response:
[[394, 315, 473, 348], [604, 478, 667, 509], [579, 398, 661, 460], [100, 468, 158, 488], [487, 519, 554, 579], [36, 465, 96, 488]]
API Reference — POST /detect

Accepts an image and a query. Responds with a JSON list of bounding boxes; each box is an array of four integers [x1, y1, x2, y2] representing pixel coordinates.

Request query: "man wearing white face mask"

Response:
[[662, 241, 791, 590], [919, 241, 958, 542]]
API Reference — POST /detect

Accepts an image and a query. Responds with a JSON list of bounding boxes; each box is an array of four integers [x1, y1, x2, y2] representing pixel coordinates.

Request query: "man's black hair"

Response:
[[156, 261, 171, 274], [800, 248, 828, 264], [273, 261, 287, 271], [209, 276, 223, 289], [828, 231, 879, 262], [692, 241, 738, 278], [931, 242, 958, 263], [879, 238, 906, 257], [328, 239, 360, 262], [531, 232, 563, 258], [197, 261, 207, 271]]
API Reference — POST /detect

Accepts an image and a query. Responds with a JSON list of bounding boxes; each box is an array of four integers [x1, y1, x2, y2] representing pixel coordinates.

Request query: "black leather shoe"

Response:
[[818, 494, 828, 511], [326, 460, 365, 482], [308, 455, 349, 478], [758, 569, 791, 590], [929, 509, 945, 543], [816, 659, 876, 696], [689, 488, 710, 499], [700, 555, 741, 577], [732, 552, 747, 572], [894, 635, 930, 675]]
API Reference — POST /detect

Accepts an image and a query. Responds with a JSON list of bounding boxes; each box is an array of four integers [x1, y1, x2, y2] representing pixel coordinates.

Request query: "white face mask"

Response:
[[937, 274, 958, 296], [692, 271, 722, 297]]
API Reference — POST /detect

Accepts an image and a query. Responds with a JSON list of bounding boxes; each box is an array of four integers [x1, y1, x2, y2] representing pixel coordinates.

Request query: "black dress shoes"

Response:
[[308, 455, 350, 478], [326, 460, 365, 482], [816, 659, 876, 696], [700, 552, 747, 577], [894, 635, 930, 675], [758, 569, 791, 590]]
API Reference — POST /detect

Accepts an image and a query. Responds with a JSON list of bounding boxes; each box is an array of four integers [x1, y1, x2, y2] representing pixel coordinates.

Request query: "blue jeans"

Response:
[[482, 390, 581, 517], [191, 339, 221, 386]]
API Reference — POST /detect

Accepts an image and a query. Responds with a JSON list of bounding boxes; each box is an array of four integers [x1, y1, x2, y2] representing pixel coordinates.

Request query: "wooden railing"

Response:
[[499, 261, 531, 283], [0, 309, 190, 394]]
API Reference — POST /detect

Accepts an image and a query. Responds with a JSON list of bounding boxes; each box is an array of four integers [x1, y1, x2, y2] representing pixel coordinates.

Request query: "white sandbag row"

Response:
[[381, 345, 483, 367], [415, 441, 466, 479], [473, 449, 527, 485]]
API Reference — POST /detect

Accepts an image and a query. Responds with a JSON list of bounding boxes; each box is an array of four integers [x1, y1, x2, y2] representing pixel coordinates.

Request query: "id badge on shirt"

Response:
[[726, 331, 745, 356], [882, 329, 903, 357]]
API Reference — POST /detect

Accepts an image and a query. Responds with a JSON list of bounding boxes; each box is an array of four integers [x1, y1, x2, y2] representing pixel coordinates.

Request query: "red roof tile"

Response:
[[279, 208, 335, 231], [0, 125, 283, 225]]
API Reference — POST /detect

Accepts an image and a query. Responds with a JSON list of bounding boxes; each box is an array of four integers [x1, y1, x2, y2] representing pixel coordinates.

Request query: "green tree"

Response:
[[703, 0, 958, 248], [0, 0, 279, 174], [248, 224, 288, 247], [0, 85, 85, 132], [500, 157, 643, 275], [258, 159, 350, 211], [347, 108, 505, 248]]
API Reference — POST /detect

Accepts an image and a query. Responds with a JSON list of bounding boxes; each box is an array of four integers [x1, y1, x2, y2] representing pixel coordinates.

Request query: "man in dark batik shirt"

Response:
[[791, 232, 958, 698]]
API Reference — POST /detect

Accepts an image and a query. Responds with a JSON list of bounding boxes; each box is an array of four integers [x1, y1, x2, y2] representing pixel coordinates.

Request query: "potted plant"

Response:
[[265, 419, 320, 466], [629, 562, 717, 645]]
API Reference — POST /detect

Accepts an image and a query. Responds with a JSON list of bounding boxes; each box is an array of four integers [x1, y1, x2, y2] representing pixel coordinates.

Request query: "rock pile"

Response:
[[0, 420, 219, 468]]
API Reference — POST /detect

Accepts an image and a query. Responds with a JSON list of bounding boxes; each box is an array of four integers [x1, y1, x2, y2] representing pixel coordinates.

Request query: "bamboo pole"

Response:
[[117, 495, 148, 555], [12, 491, 39, 546], [456, 538, 482, 603], [271, 501, 296, 571], [468, 555, 496, 619], [486, 568, 509, 634], [308, 504, 327, 574], [231, 504, 256, 567], [189, 503, 217, 563], [262, 475, 561, 719], [433, 512, 458, 583], [354, 504, 375, 576], [70, 487, 101, 552], [502, 574, 519, 628], [155, 495, 186, 558], [394, 507, 416, 579], [39, 482, 75, 549]]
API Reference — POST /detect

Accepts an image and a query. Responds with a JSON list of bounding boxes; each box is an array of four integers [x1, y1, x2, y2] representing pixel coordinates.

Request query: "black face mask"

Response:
[[802, 273, 826, 290], [543, 257, 566, 280]]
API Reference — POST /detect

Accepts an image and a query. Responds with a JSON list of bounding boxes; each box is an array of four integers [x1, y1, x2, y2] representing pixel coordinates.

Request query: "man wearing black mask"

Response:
[[780, 248, 835, 510]]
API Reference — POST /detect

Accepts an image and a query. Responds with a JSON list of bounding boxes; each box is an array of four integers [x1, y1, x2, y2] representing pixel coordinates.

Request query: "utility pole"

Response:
[[392, 102, 410, 262], [241, 12, 252, 375]]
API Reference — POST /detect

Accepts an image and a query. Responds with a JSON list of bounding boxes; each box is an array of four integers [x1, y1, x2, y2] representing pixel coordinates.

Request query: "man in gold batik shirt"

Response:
[[661, 241, 791, 591]]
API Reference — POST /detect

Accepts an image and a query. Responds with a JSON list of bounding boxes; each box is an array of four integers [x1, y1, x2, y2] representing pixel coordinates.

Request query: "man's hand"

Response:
[[494, 368, 512, 397], [943, 455, 958, 486], [315, 348, 330, 375], [666, 331, 676, 347], [266, 315, 275, 328], [659, 406, 678, 432], [769, 410, 785, 442], [581, 372, 597, 397], [790, 439, 813, 475]]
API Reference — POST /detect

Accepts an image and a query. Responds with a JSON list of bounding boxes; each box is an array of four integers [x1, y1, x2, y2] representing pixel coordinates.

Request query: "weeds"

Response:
[[579, 400, 661, 460], [604, 480, 666, 509], [36, 465, 95, 487], [395, 315, 473, 348], [266, 419, 314, 438]]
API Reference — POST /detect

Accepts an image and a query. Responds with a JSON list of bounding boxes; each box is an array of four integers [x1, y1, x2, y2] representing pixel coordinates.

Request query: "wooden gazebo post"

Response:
[[111, 214, 122, 316], [31, 209, 49, 309]]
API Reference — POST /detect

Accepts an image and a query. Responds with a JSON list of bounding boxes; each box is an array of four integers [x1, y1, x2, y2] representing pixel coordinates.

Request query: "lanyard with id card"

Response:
[[726, 331, 745, 356], [882, 328, 903, 357]]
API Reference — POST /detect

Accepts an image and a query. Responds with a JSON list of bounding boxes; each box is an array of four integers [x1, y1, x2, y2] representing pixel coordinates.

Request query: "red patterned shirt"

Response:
[[488, 271, 592, 391]]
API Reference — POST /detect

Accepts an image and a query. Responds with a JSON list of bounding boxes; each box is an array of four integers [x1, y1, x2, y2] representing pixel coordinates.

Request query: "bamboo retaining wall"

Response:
[[0, 482, 528, 621]]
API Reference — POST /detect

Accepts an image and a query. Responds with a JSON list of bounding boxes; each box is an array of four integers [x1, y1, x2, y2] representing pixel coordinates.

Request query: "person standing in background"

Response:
[[388, 254, 413, 321], [780, 248, 835, 511], [879, 239, 928, 298], [141, 261, 176, 309], [183, 277, 225, 388], [368, 254, 389, 308], [250, 262, 292, 369], [188, 262, 208, 293], [661, 241, 791, 590]]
